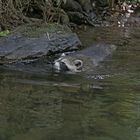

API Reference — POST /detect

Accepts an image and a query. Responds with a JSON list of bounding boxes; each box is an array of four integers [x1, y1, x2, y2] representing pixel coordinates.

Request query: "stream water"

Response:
[[0, 26, 140, 140]]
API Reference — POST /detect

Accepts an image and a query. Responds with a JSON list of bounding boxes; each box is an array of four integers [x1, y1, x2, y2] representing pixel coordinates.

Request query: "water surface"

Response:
[[0, 27, 140, 140]]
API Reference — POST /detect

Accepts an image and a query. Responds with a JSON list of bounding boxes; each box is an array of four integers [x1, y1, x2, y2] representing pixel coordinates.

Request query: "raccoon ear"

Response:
[[61, 53, 66, 57], [74, 59, 83, 68]]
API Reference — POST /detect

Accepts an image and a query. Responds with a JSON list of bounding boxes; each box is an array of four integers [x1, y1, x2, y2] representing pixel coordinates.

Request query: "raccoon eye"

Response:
[[60, 62, 69, 71], [75, 62, 81, 67], [74, 59, 83, 67]]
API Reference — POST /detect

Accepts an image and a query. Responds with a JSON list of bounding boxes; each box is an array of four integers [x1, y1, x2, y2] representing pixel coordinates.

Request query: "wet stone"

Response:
[[0, 25, 81, 64]]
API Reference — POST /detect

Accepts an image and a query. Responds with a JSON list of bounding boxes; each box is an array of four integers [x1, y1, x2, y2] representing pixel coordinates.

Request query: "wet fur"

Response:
[[54, 43, 116, 72]]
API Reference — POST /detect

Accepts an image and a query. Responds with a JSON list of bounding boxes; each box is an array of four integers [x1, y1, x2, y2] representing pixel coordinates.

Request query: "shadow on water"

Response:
[[0, 27, 140, 140]]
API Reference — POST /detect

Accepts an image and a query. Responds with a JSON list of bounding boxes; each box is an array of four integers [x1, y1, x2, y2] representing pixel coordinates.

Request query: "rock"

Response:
[[61, 0, 97, 26], [62, 0, 84, 13], [75, 0, 93, 13], [0, 23, 82, 64], [67, 11, 96, 26]]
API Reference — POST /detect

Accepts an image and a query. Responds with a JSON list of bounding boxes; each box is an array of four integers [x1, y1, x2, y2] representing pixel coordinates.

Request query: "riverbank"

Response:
[[0, 0, 139, 31]]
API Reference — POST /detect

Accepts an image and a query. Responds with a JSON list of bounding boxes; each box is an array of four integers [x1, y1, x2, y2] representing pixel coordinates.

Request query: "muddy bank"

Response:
[[0, 0, 139, 31]]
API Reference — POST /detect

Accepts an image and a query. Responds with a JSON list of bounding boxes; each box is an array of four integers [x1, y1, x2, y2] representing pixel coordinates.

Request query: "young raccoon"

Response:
[[54, 43, 116, 72]]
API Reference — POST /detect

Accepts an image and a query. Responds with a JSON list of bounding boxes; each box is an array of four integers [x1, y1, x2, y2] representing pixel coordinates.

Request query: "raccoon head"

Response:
[[54, 56, 83, 72]]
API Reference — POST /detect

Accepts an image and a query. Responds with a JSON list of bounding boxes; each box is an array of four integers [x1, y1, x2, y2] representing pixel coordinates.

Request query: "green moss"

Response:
[[0, 30, 10, 37]]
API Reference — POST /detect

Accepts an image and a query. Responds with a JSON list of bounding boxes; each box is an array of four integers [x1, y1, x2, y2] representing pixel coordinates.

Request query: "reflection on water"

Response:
[[0, 27, 140, 140]]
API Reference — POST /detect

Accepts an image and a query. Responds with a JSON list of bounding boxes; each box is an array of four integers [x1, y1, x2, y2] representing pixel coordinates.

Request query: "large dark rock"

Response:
[[0, 24, 81, 64]]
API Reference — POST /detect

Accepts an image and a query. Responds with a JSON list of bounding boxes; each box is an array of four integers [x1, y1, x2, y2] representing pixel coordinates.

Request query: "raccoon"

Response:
[[54, 43, 116, 72]]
